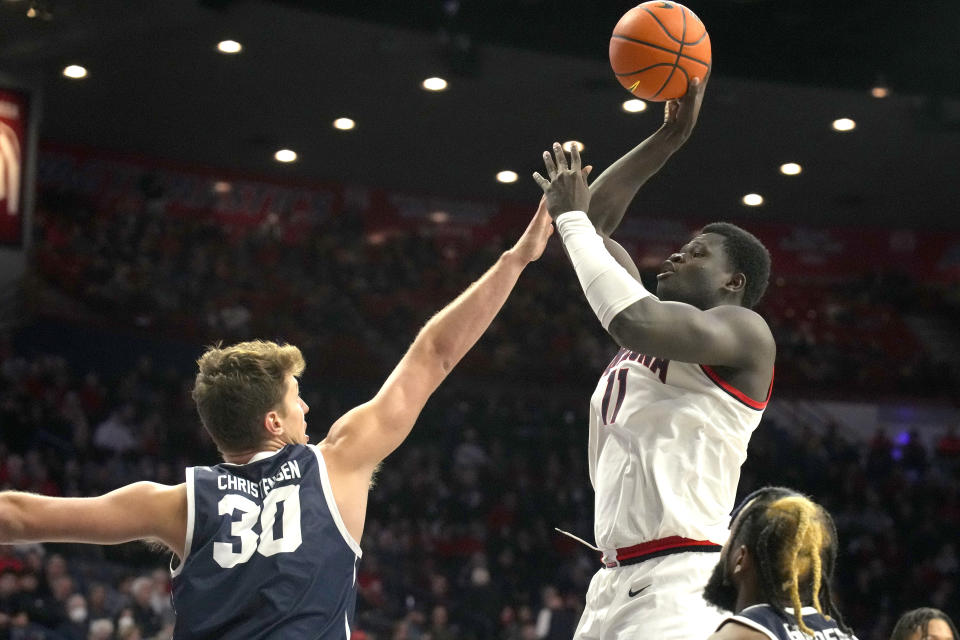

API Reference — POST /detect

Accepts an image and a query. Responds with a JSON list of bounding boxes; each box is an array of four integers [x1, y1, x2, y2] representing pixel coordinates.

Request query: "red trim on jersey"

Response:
[[699, 365, 774, 411], [606, 536, 721, 567]]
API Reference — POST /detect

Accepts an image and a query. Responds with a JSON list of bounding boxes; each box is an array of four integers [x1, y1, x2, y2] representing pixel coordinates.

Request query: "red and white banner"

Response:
[[0, 88, 29, 246]]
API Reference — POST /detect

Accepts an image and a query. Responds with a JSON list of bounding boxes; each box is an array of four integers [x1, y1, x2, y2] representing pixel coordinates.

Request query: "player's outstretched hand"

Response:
[[662, 69, 710, 145], [509, 196, 555, 264], [532, 142, 592, 218]]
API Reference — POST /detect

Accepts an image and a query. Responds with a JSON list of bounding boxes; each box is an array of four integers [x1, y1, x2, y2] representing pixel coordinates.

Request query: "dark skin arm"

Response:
[[586, 74, 709, 237], [608, 301, 774, 369], [551, 75, 708, 279], [535, 143, 774, 381]]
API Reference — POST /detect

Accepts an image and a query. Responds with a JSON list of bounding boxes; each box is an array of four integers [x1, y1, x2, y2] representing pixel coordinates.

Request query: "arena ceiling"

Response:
[[0, 0, 958, 229]]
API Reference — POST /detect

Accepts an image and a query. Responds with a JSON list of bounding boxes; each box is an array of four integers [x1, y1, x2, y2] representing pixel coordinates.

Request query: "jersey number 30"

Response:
[[213, 485, 303, 568]]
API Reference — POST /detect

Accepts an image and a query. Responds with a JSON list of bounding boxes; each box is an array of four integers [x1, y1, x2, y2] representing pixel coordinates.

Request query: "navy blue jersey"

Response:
[[718, 604, 859, 640], [171, 444, 362, 639]]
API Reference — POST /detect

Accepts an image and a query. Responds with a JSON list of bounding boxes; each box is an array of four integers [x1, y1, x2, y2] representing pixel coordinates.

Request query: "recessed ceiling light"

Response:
[[742, 193, 764, 206], [213, 181, 232, 194], [622, 99, 647, 113], [421, 77, 448, 91], [832, 118, 856, 132], [871, 86, 889, 99], [779, 163, 802, 176], [217, 40, 242, 54], [562, 140, 585, 153], [333, 117, 356, 131], [274, 149, 297, 163], [62, 65, 88, 79], [496, 170, 518, 184]]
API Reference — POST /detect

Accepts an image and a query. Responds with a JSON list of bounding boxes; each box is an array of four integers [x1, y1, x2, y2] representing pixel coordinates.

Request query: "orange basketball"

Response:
[[609, 1, 711, 102]]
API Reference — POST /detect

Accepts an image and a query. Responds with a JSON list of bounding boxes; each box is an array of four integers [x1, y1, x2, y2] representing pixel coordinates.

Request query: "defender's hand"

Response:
[[508, 196, 555, 264], [532, 142, 592, 216]]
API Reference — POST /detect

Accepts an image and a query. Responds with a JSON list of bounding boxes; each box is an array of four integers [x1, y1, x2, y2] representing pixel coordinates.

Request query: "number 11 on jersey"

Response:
[[600, 367, 628, 425]]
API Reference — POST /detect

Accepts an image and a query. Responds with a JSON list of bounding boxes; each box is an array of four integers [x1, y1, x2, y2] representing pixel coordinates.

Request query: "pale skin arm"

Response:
[[320, 201, 554, 541], [0, 482, 188, 558], [707, 620, 771, 640]]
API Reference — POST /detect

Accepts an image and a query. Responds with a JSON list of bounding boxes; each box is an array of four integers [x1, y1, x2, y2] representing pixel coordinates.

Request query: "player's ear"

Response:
[[725, 272, 746, 294], [730, 545, 749, 578], [264, 410, 283, 436]]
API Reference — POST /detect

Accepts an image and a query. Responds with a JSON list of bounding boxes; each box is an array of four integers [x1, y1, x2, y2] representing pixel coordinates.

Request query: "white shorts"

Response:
[[573, 551, 725, 640]]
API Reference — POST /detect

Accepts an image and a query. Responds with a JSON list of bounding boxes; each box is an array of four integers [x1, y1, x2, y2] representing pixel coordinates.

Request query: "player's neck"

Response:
[[222, 439, 287, 464], [734, 580, 763, 614]]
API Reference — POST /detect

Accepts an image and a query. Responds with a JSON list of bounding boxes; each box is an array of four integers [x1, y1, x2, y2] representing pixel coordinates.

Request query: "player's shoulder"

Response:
[[709, 618, 775, 640], [713, 605, 782, 640], [706, 303, 770, 328], [708, 305, 775, 353]]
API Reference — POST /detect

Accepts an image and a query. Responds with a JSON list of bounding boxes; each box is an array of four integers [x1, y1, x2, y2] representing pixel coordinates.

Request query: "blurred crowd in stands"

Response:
[[29, 186, 960, 399], [1, 343, 959, 639], [0, 184, 957, 638]]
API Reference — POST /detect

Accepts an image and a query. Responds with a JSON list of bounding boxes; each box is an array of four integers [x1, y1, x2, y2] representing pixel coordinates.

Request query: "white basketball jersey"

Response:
[[588, 347, 771, 556]]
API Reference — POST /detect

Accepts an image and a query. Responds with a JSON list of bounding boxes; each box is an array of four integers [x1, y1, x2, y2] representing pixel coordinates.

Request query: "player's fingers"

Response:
[[687, 77, 705, 102], [542, 151, 558, 180], [533, 172, 551, 191], [570, 144, 582, 172], [664, 100, 678, 123], [552, 142, 568, 172]]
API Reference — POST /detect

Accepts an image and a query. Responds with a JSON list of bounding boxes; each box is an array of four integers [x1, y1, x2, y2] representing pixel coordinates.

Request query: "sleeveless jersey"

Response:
[[588, 347, 772, 556], [719, 604, 859, 640], [171, 444, 362, 640]]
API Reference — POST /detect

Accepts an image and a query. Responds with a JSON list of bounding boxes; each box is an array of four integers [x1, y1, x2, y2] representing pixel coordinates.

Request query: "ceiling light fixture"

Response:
[[832, 118, 856, 132], [421, 77, 448, 91], [217, 40, 243, 54], [274, 149, 297, 163], [62, 65, 88, 79], [779, 163, 802, 176]]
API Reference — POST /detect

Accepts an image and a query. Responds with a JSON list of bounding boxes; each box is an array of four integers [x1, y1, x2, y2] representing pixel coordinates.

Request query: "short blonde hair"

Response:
[[192, 340, 305, 454]]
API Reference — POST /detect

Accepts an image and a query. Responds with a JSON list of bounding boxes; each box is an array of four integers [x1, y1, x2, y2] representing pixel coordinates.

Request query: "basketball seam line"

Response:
[[615, 62, 680, 78], [610, 35, 711, 68], [651, 5, 686, 99], [640, 6, 706, 46]]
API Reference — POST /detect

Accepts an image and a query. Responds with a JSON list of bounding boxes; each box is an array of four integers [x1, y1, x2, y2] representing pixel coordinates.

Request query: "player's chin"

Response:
[[654, 280, 675, 301]]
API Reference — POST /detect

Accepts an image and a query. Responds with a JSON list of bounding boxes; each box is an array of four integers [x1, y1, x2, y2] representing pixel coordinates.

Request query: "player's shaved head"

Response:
[[700, 222, 771, 308]]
